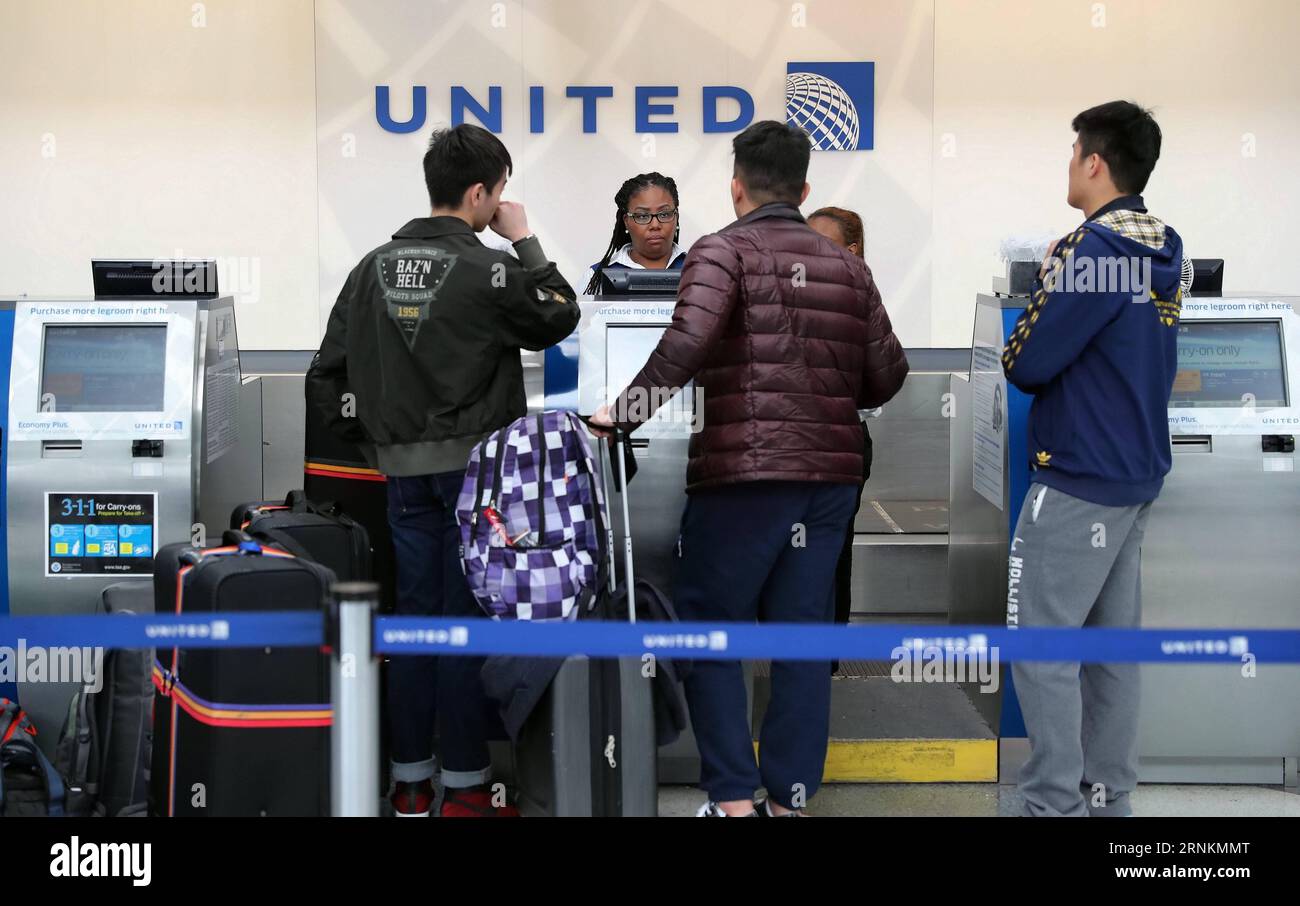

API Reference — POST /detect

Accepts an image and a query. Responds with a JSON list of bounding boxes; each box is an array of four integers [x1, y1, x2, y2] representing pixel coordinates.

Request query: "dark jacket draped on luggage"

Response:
[[480, 579, 689, 746], [307, 217, 580, 477], [611, 202, 909, 491]]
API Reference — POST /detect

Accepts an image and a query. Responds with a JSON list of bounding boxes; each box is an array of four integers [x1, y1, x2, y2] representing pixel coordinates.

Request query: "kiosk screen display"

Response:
[[40, 324, 168, 412], [605, 324, 695, 425], [1171, 320, 1288, 408]]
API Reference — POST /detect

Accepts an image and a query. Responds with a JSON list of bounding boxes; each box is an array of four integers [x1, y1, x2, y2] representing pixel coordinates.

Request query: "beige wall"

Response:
[[2, 0, 1297, 349], [313, 0, 936, 343], [932, 0, 1300, 345], [0, 0, 319, 350]]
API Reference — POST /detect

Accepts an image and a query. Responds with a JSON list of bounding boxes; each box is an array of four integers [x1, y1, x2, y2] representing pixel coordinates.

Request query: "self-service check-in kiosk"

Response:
[[1141, 294, 1300, 783], [950, 292, 1300, 784], [0, 292, 263, 753]]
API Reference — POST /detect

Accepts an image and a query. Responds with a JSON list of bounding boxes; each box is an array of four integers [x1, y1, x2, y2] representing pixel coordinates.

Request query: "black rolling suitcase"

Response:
[[511, 429, 657, 817], [231, 489, 372, 583], [149, 531, 334, 817]]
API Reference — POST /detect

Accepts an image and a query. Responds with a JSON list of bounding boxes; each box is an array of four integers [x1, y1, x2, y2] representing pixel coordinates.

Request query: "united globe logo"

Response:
[[785, 62, 875, 151], [786, 73, 859, 149]]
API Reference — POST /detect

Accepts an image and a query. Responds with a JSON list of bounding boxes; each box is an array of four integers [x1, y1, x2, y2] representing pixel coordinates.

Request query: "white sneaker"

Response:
[[695, 800, 758, 817], [758, 799, 806, 817]]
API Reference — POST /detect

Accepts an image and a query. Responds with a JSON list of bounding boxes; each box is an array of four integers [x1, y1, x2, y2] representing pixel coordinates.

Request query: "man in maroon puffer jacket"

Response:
[[591, 120, 908, 817]]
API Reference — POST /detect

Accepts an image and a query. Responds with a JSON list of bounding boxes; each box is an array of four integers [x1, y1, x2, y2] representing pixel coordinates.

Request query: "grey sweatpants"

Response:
[[1007, 482, 1153, 817]]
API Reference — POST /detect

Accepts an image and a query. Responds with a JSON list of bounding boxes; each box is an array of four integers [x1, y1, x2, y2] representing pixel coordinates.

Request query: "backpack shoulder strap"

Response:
[[535, 413, 548, 542]]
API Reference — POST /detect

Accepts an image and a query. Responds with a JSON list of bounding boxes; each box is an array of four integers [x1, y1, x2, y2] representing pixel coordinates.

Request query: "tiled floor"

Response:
[[657, 783, 1300, 817]]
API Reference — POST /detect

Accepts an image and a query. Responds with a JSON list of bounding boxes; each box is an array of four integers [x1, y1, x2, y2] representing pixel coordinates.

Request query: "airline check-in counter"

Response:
[[950, 292, 1300, 784], [0, 294, 263, 754], [538, 298, 976, 781]]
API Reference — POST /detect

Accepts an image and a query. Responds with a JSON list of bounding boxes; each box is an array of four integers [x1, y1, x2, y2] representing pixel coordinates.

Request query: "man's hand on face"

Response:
[[489, 201, 531, 244]]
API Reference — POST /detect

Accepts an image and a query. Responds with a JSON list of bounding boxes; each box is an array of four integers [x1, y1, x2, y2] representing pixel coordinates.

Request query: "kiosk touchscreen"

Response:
[[0, 294, 263, 752], [1170, 318, 1289, 412]]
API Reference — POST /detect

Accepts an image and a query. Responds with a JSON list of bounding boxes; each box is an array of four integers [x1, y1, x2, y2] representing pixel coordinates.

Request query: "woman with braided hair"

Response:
[[584, 172, 688, 295]]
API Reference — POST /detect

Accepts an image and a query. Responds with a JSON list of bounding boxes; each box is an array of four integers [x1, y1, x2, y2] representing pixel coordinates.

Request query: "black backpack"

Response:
[[231, 489, 372, 582], [53, 584, 154, 817], [0, 700, 66, 817]]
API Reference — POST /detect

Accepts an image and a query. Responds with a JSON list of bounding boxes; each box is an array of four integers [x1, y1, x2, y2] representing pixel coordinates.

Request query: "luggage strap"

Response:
[[151, 662, 331, 729], [303, 459, 386, 483]]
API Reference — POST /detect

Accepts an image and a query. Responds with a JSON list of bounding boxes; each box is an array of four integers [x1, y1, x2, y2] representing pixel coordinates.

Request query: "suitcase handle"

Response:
[[594, 429, 636, 625], [220, 529, 266, 554], [285, 489, 344, 517], [575, 415, 636, 492]]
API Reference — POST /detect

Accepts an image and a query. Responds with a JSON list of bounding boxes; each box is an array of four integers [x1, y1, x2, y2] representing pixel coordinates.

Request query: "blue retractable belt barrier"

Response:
[[0, 612, 324, 650], [2, 613, 1299, 664]]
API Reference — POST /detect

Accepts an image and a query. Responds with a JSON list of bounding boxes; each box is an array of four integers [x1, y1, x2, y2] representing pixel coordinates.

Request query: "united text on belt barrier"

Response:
[[2, 612, 1300, 663]]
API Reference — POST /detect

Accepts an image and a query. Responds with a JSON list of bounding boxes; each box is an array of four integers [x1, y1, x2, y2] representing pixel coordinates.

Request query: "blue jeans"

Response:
[[674, 480, 858, 808], [386, 470, 492, 788]]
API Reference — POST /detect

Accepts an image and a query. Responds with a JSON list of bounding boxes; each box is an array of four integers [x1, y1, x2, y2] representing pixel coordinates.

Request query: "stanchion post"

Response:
[[327, 581, 380, 817]]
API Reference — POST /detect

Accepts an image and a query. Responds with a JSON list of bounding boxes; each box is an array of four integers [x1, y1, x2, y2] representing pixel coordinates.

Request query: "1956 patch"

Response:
[[375, 247, 458, 348]]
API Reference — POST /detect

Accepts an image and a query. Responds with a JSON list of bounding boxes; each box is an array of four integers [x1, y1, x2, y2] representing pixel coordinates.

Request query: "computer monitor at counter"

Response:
[[1190, 258, 1224, 296], [596, 268, 682, 298], [91, 259, 219, 299]]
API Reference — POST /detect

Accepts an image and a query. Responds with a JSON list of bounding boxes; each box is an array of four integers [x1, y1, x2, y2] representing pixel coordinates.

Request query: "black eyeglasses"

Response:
[[625, 209, 678, 224]]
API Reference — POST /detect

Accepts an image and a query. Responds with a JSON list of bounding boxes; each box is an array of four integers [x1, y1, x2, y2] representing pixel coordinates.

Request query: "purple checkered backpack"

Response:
[[457, 411, 608, 621]]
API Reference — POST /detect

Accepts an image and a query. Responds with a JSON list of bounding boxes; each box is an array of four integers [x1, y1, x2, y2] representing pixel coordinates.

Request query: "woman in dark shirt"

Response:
[[584, 172, 687, 294]]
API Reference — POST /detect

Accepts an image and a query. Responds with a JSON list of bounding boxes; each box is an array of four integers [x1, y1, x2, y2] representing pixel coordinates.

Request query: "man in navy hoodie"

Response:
[[1002, 101, 1184, 817]]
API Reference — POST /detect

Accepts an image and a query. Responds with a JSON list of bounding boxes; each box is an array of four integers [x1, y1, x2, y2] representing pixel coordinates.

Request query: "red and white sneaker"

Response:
[[390, 779, 435, 817], [439, 785, 520, 817]]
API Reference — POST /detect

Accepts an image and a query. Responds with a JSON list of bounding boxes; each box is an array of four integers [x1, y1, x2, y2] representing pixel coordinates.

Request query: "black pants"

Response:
[[832, 422, 872, 669]]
